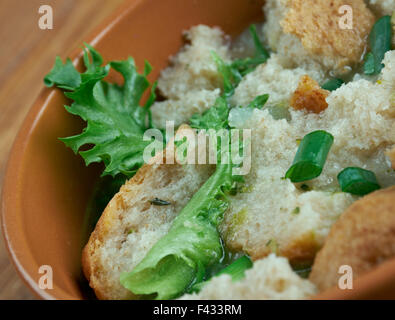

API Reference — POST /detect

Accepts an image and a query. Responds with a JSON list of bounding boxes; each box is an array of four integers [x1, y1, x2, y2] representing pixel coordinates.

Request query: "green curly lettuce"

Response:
[[44, 44, 158, 178]]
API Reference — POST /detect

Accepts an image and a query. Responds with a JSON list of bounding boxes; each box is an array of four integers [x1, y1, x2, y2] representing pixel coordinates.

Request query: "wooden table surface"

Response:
[[0, 0, 125, 300]]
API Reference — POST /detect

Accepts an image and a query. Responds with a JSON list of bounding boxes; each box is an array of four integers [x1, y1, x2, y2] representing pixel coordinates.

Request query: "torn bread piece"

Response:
[[156, 25, 230, 99], [82, 126, 214, 300], [151, 25, 230, 128], [281, 0, 375, 73], [263, 0, 375, 75], [180, 254, 317, 300], [310, 186, 395, 291]]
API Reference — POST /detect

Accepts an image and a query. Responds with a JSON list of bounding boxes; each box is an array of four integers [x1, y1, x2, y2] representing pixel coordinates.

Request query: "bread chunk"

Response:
[[151, 25, 230, 128], [310, 186, 395, 291], [280, 0, 375, 73]]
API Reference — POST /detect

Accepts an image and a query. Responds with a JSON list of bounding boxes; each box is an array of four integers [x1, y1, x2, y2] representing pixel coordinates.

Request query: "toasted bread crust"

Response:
[[290, 75, 330, 113], [309, 186, 395, 291]]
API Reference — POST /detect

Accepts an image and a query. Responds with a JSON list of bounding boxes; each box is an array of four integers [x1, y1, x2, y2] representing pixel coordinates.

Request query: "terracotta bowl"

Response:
[[2, 0, 395, 300]]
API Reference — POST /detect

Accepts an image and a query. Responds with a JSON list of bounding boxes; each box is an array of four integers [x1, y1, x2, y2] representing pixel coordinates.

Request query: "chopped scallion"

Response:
[[337, 167, 381, 195], [321, 78, 344, 91], [285, 130, 334, 183]]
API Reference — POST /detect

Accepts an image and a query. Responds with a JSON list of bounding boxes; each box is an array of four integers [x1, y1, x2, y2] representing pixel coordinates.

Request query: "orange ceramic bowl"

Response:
[[2, 0, 395, 300]]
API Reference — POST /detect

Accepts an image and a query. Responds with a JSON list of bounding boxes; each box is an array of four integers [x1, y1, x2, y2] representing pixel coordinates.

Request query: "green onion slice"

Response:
[[321, 78, 344, 91], [285, 130, 334, 183], [337, 167, 381, 196], [363, 15, 392, 75], [189, 256, 253, 294]]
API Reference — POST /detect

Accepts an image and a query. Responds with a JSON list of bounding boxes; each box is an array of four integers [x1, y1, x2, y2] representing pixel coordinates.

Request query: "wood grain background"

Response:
[[0, 0, 125, 300]]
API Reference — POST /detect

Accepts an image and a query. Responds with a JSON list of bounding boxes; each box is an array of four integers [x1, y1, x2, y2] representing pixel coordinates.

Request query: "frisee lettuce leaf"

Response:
[[44, 44, 158, 178], [189, 96, 230, 130]]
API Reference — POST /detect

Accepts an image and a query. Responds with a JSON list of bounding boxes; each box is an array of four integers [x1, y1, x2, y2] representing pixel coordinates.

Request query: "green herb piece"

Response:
[[44, 45, 159, 178], [363, 16, 392, 75], [285, 130, 334, 183], [321, 78, 344, 91], [212, 24, 269, 98], [189, 256, 253, 294], [150, 198, 171, 206], [246, 94, 269, 109], [292, 207, 300, 215], [337, 167, 381, 196], [231, 25, 270, 77]]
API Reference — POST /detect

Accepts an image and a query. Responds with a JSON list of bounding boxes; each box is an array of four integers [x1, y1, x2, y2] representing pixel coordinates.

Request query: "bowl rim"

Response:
[[2, 0, 395, 300]]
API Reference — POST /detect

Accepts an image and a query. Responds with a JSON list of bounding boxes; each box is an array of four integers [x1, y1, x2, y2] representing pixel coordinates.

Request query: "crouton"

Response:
[[180, 254, 317, 300], [82, 126, 214, 299], [281, 0, 375, 73], [309, 186, 395, 291], [290, 75, 330, 113]]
